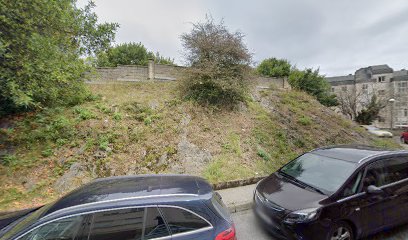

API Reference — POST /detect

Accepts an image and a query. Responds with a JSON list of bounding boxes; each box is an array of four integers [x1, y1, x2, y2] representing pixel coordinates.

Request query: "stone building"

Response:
[[326, 65, 408, 129]]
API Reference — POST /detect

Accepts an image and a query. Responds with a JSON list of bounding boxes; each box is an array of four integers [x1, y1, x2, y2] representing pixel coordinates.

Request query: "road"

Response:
[[232, 209, 408, 240]]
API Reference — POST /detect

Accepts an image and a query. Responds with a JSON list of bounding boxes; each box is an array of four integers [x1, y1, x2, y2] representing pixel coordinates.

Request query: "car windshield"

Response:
[[280, 153, 357, 194]]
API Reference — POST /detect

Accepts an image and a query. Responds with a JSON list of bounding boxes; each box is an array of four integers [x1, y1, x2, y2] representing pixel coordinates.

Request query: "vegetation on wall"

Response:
[[178, 16, 252, 107], [288, 68, 338, 107], [257, 58, 291, 78], [0, 0, 119, 117], [95, 42, 174, 67]]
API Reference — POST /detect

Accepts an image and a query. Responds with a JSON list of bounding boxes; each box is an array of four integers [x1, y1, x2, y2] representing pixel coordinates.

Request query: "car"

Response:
[[361, 125, 393, 138], [253, 145, 408, 240], [0, 174, 236, 240], [401, 129, 408, 144]]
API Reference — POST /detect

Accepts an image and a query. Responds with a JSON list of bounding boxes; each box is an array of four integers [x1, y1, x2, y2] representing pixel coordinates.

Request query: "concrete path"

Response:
[[217, 184, 256, 213]]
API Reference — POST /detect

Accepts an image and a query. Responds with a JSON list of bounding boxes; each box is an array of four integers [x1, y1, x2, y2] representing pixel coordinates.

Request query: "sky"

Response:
[[79, 0, 408, 76]]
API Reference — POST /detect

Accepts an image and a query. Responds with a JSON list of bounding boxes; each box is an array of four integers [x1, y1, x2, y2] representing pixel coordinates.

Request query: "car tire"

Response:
[[326, 221, 354, 240]]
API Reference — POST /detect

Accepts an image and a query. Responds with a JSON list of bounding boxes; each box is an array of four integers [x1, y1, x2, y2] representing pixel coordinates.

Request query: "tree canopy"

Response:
[[257, 58, 291, 78], [288, 68, 337, 107], [0, 0, 118, 116], [96, 42, 174, 67], [179, 17, 252, 106]]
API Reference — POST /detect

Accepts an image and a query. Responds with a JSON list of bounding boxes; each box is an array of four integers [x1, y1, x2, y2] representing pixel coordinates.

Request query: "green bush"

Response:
[[289, 68, 337, 107], [257, 58, 291, 78]]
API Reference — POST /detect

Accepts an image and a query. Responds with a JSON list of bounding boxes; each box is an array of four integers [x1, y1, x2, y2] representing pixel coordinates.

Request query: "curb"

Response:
[[211, 175, 266, 191], [227, 202, 253, 214]]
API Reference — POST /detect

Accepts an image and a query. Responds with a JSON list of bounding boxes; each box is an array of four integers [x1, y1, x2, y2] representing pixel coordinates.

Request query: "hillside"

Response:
[[0, 81, 400, 211]]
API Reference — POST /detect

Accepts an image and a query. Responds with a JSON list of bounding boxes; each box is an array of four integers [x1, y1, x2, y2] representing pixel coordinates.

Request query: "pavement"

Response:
[[217, 183, 256, 213]]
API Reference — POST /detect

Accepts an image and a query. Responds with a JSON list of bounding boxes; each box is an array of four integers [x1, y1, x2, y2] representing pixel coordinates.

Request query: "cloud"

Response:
[[83, 0, 408, 75]]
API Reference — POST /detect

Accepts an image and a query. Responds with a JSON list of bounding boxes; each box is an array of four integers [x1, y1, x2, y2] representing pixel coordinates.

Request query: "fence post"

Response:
[[148, 59, 155, 80]]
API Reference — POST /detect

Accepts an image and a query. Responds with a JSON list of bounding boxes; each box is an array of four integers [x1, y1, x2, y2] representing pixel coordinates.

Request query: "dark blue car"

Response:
[[0, 175, 236, 240]]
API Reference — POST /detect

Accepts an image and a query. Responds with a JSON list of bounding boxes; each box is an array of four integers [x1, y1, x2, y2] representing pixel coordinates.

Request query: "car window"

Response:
[[19, 214, 90, 240], [89, 208, 144, 240], [159, 207, 210, 235], [362, 160, 385, 191], [144, 207, 170, 240], [342, 171, 363, 197], [382, 157, 408, 184]]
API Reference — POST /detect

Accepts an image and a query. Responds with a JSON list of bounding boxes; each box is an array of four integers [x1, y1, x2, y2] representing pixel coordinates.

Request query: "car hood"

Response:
[[257, 173, 327, 211]]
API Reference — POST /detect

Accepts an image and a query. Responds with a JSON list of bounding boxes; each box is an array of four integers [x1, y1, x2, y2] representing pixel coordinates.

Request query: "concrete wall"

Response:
[[86, 61, 290, 90]]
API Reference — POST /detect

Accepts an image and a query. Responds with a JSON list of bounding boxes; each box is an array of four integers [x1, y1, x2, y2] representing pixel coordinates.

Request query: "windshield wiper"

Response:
[[278, 171, 326, 195]]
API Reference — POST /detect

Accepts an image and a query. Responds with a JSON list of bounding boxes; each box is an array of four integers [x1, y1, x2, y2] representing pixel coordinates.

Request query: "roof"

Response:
[[311, 145, 392, 163], [369, 64, 393, 75], [44, 175, 212, 215], [325, 75, 354, 83], [393, 70, 408, 82]]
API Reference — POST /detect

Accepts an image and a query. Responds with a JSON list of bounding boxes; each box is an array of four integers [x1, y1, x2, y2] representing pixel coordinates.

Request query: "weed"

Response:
[[257, 147, 271, 161], [222, 132, 242, 156], [73, 107, 96, 120], [1, 154, 18, 166], [113, 112, 122, 121], [41, 148, 53, 157], [203, 155, 252, 183], [298, 116, 312, 126]]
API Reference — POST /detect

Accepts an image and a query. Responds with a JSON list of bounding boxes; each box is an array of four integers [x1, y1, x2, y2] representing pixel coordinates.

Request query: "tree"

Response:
[[95, 42, 174, 67], [179, 16, 252, 106], [0, 0, 118, 116], [288, 68, 337, 106], [257, 58, 291, 78], [355, 95, 386, 125], [337, 89, 362, 120]]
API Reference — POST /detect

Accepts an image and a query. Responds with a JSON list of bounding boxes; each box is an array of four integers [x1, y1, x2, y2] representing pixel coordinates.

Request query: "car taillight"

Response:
[[215, 225, 237, 240]]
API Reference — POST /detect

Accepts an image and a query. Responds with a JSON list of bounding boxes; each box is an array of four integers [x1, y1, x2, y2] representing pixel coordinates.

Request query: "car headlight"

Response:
[[283, 208, 320, 224]]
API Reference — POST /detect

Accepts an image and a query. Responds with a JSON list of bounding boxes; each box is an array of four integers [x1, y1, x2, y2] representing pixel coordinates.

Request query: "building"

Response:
[[326, 65, 408, 129]]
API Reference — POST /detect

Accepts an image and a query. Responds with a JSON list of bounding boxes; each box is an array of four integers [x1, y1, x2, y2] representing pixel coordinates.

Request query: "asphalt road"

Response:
[[232, 209, 408, 240]]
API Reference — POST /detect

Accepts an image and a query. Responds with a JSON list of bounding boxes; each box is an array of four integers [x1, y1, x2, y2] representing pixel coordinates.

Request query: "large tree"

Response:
[[179, 16, 252, 106], [288, 68, 337, 107], [0, 0, 118, 116], [257, 58, 291, 78]]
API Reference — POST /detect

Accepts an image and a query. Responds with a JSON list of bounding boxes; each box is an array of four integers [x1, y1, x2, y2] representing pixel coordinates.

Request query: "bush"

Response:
[[179, 17, 252, 107], [96, 42, 174, 67], [288, 68, 337, 107], [257, 58, 291, 78], [355, 95, 385, 125]]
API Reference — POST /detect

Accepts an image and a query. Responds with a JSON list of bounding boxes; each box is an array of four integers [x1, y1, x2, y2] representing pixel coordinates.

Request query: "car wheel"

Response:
[[327, 222, 354, 240]]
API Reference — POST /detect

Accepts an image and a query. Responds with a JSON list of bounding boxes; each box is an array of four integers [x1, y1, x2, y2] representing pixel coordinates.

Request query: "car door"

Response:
[[356, 159, 391, 235], [159, 206, 213, 240], [377, 156, 408, 228]]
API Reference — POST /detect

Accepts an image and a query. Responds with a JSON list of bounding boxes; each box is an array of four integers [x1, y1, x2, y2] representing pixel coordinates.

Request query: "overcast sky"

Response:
[[80, 0, 408, 76]]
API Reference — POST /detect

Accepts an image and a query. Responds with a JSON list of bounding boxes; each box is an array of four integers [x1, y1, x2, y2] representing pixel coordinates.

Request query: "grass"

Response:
[[0, 81, 401, 211]]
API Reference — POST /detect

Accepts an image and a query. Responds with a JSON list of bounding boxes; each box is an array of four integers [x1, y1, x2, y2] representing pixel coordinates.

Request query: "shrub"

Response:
[[179, 16, 252, 107], [288, 68, 337, 107], [298, 116, 312, 126], [257, 58, 291, 78]]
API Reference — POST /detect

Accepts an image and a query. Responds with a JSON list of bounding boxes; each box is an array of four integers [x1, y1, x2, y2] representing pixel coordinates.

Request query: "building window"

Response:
[[341, 86, 347, 92], [378, 117, 385, 123], [398, 82, 408, 93], [362, 84, 368, 94], [331, 87, 335, 92], [378, 90, 386, 95], [378, 76, 386, 82], [405, 109, 408, 117]]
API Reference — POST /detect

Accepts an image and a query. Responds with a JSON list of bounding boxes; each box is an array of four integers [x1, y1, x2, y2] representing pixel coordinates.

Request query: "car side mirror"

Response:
[[367, 185, 383, 194]]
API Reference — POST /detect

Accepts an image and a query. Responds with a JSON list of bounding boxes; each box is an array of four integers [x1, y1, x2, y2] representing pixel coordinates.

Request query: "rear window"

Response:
[[159, 207, 210, 235]]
